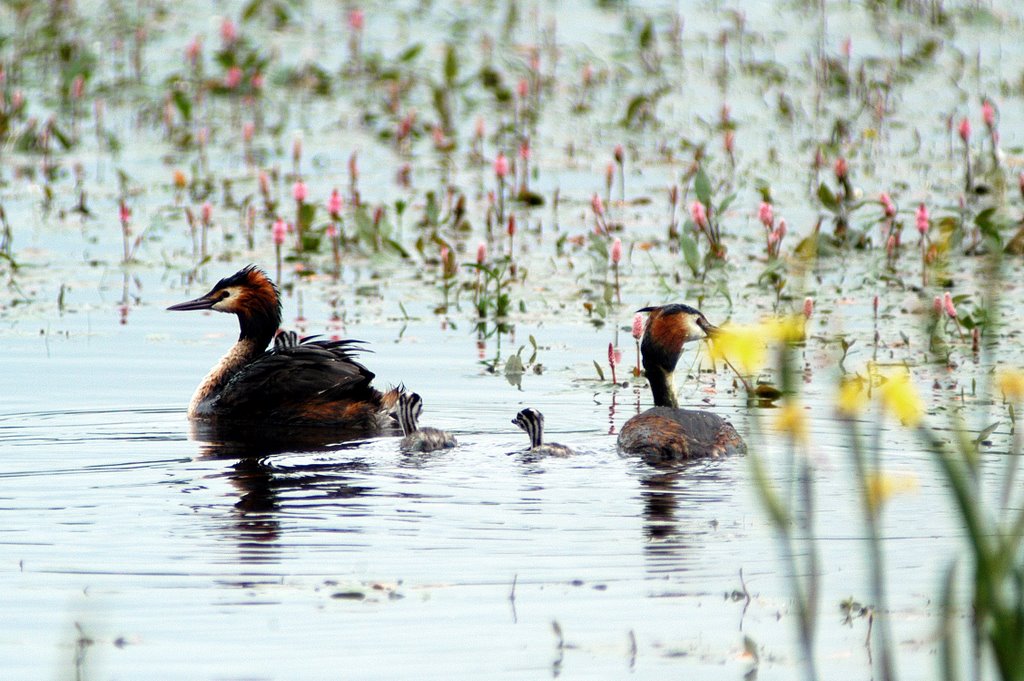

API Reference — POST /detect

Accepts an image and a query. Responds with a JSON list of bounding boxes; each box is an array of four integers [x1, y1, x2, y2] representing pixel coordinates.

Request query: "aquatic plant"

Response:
[[681, 167, 734, 277]]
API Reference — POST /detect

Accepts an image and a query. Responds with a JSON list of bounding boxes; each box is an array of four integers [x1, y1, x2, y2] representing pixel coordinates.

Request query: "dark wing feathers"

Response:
[[215, 339, 380, 418]]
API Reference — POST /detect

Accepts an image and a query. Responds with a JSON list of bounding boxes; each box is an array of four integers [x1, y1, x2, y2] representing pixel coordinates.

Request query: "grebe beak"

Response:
[[696, 317, 719, 338], [167, 293, 218, 311]]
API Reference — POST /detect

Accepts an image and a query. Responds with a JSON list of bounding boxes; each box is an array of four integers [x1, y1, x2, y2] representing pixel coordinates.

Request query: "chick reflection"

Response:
[[637, 464, 730, 574], [190, 421, 380, 563]]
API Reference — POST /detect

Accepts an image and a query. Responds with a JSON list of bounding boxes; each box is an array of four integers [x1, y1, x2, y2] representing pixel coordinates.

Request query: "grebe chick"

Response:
[[168, 265, 400, 428], [513, 408, 575, 457], [396, 392, 457, 452], [617, 304, 746, 463]]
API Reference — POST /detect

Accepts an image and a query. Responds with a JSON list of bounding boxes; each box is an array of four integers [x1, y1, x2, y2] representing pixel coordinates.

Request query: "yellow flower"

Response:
[[774, 401, 808, 444], [836, 377, 868, 417], [865, 472, 919, 515], [709, 323, 767, 375], [172, 169, 188, 189], [766, 315, 806, 344], [997, 369, 1024, 402], [878, 370, 924, 427]]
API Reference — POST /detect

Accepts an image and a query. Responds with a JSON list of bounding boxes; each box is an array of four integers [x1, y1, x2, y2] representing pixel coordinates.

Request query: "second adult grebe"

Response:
[[396, 392, 457, 452], [617, 304, 745, 462], [168, 265, 400, 428], [512, 408, 575, 457]]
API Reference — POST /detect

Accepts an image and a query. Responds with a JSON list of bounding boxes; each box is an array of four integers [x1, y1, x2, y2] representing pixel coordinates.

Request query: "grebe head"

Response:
[[638, 304, 716, 408], [397, 392, 424, 436], [512, 407, 545, 448], [168, 265, 282, 342]]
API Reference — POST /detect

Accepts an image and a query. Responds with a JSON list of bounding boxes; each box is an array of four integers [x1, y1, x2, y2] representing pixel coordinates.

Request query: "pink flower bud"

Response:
[[493, 152, 509, 179], [689, 201, 708, 230], [326, 223, 338, 239], [880, 192, 896, 218], [258, 171, 270, 196], [610, 237, 622, 265], [982, 100, 995, 128], [201, 202, 212, 225], [834, 157, 848, 180], [71, 75, 84, 100], [605, 162, 614, 187], [591, 193, 604, 217], [373, 206, 384, 226], [185, 37, 202, 65], [518, 141, 530, 160], [916, 203, 930, 235], [328, 189, 343, 216], [476, 242, 487, 264], [873, 295, 879, 315], [292, 180, 307, 203], [841, 37, 852, 57], [776, 218, 787, 238], [507, 214, 516, 237], [516, 78, 528, 99], [440, 244, 449, 265], [724, 130, 735, 154], [958, 117, 971, 142], [581, 63, 593, 86], [349, 152, 359, 180], [632, 313, 644, 340], [397, 162, 411, 187], [943, 291, 957, 318], [242, 121, 255, 142], [803, 297, 814, 319], [614, 144, 624, 164], [292, 137, 302, 163], [768, 230, 780, 246], [933, 296, 943, 315], [758, 201, 774, 229], [119, 201, 131, 223], [220, 18, 237, 44], [475, 117, 485, 139], [348, 8, 364, 32], [608, 342, 616, 367], [224, 66, 242, 89], [272, 219, 287, 245], [886, 233, 897, 255]]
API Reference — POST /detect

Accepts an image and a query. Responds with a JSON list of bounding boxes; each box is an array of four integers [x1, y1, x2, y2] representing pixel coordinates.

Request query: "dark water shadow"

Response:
[[188, 421, 400, 564], [189, 420, 400, 459], [631, 458, 736, 578]]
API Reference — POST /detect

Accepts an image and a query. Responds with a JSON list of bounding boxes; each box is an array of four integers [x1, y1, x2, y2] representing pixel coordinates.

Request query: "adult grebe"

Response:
[[512, 408, 575, 457], [396, 392, 457, 452], [617, 304, 745, 462], [168, 265, 400, 428]]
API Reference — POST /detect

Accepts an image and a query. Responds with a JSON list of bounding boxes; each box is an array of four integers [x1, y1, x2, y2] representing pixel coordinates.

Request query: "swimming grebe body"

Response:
[[513, 408, 575, 457], [396, 392, 457, 452], [617, 304, 745, 463], [168, 266, 399, 428]]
